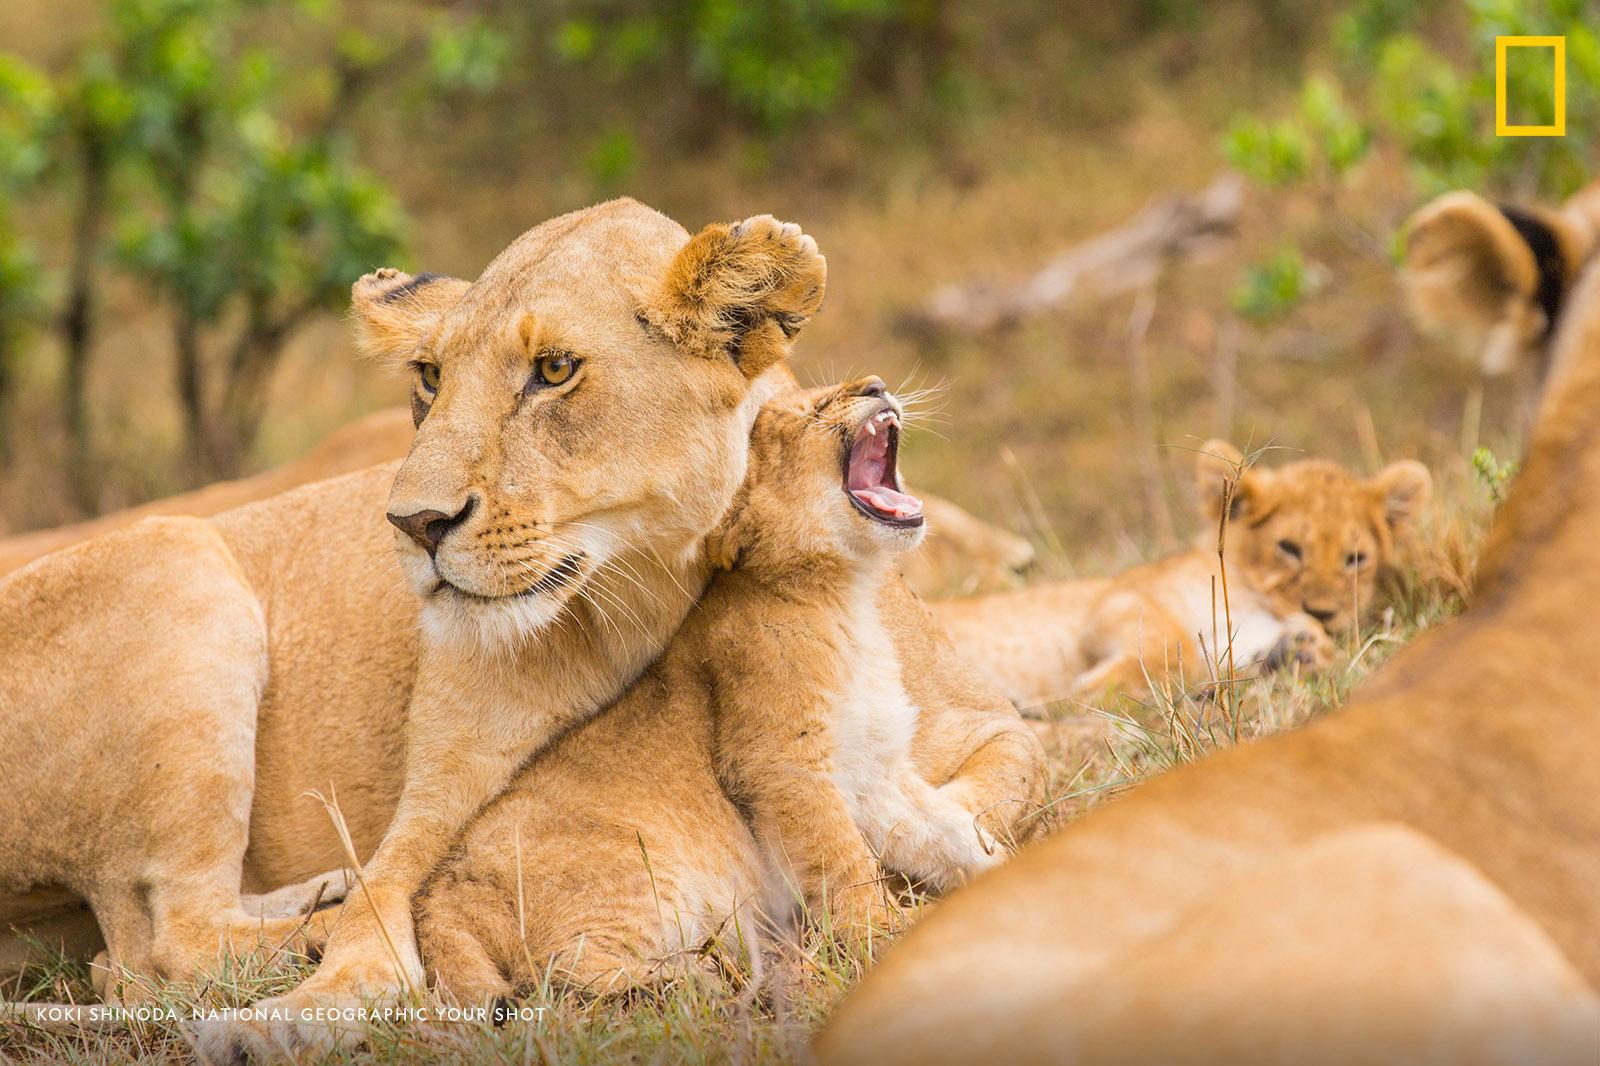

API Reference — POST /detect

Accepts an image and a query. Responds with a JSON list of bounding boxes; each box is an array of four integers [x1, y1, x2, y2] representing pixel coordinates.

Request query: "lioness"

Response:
[[933, 441, 1431, 706], [413, 380, 1043, 1001], [1, 199, 823, 1025], [814, 192, 1600, 1064], [0, 406, 1034, 597]]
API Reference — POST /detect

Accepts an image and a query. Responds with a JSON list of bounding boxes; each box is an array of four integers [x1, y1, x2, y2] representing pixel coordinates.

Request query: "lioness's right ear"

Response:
[[638, 215, 827, 379], [1196, 440, 1270, 523], [1403, 191, 1563, 374], [351, 268, 471, 364]]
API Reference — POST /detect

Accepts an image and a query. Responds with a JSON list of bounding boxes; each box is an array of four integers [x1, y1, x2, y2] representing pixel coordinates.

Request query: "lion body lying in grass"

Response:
[[414, 382, 1044, 999], [815, 190, 1600, 1066], [933, 440, 1430, 707]]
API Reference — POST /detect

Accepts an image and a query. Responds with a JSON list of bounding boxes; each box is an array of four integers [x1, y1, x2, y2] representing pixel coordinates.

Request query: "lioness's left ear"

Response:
[[639, 214, 827, 378], [351, 268, 472, 365], [1373, 460, 1432, 535]]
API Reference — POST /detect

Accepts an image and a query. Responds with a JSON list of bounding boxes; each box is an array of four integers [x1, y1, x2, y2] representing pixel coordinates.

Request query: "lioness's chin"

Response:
[[419, 587, 574, 651]]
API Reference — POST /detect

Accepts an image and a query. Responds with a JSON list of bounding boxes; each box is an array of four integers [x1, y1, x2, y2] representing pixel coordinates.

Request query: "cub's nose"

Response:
[[855, 377, 887, 398], [1303, 604, 1338, 625], [387, 497, 475, 556]]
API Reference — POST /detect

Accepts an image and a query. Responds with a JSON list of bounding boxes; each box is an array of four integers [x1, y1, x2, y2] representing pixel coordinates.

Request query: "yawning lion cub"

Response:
[[413, 379, 1044, 999]]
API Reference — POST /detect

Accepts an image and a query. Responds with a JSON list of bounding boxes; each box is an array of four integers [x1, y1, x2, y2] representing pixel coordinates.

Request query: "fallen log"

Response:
[[901, 172, 1244, 338]]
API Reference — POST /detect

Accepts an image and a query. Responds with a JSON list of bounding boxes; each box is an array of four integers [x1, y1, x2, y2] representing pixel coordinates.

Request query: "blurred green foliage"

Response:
[[1232, 244, 1327, 322], [542, 0, 927, 131], [1224, 0, 1599, 322], [1471, 444, 1519, 503], [0, 0, 506, 491]]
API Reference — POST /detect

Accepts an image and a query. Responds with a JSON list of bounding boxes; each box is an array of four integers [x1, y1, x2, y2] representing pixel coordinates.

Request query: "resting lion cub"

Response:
[[414, 379, 1036, 998], [934, 441, 1431, 706]]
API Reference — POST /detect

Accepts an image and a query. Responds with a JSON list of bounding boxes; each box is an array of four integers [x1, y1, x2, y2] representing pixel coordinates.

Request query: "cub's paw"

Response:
[[645, 213, 827, 374], [722, 214, 828, 327], [1266, 613, 1338, 673], [241, 869, 353, 921]]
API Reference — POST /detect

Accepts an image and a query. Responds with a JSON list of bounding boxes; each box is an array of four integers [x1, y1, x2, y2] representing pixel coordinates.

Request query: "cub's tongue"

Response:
[[851, 485, 923, 520], [847, 417, 923, 520]]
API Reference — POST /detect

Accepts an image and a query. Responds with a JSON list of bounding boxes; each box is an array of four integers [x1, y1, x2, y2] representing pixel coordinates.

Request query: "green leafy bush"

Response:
[[0, 0, 506, 496], [1224, 0, 1598, 321]]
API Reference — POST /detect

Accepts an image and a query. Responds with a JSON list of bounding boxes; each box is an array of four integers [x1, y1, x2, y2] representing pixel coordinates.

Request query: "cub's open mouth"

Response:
[[844, 406, 924, 528]]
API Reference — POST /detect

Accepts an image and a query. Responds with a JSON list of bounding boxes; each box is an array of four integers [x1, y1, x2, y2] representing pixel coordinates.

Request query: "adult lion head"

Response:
[[353, 200, 825, 647]]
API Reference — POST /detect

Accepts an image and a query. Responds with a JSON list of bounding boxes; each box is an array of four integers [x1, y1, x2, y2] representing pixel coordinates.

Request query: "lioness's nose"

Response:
[[387, 497, 474, 556], [856, 377, 886, 398]]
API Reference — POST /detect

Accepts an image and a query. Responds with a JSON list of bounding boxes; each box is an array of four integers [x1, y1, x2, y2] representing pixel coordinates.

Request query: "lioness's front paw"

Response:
[[194, 989, 368, 1065], [194, 954, 415, 1064]]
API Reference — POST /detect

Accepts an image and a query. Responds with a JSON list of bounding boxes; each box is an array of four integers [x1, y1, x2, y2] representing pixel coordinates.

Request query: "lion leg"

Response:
[[930, 719, 1050, 852], [0, 518, 304, 1001]]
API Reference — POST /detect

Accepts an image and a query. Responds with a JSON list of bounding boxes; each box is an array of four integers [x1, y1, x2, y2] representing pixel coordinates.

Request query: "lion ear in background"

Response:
[[638, 214, 827, 380], [350, 269, 472, 367], [1402, 191, 1582, 376], [1372, 460, 1432, 539]]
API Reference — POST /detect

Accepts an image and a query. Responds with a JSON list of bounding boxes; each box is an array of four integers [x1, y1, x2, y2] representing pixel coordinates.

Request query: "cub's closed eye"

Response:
[[1346, 551, 1369, 568], [528, 351, 579, 391], [1277, 539, 1303, 560]]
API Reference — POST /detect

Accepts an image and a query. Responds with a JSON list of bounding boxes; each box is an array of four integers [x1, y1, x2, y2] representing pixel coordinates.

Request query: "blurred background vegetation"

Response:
[[0, 0, 1591, 571]]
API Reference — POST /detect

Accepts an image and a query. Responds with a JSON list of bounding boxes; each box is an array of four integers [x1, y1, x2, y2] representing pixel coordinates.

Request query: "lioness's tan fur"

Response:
[[0, 407, 415, 577], [933, 442, 1430, 706], [412, 382, 1044, 999], [815, 192, 1600, 1064]]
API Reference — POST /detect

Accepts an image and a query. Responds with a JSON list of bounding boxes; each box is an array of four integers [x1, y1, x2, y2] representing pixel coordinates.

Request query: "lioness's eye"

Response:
[[1277, 539, 1303, 561], [416, 362, 441, 396], [531, 352, 577, 388], [1346, 551, 1368, 568]]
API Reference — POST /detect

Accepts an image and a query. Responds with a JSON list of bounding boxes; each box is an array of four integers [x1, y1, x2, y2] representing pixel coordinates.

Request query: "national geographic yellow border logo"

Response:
[[1496, 35, 1566, 137]]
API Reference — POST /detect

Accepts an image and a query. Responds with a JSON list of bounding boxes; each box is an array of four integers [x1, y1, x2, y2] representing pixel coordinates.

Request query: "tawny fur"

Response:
[[934, 441, 1430, 707], [413, 383, 1045, 1000], [0, 407, 415, 577], [814, 189, 1600, 1066]]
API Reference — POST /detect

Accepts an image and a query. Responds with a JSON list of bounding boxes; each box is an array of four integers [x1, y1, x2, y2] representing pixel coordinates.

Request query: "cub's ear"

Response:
[[1372, 460, 1432, 536], [1195, 440, 1271, 523], [351, 269, 471, 365], [1403, 191, 1560, 375], [639, 214, 827, 378]]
